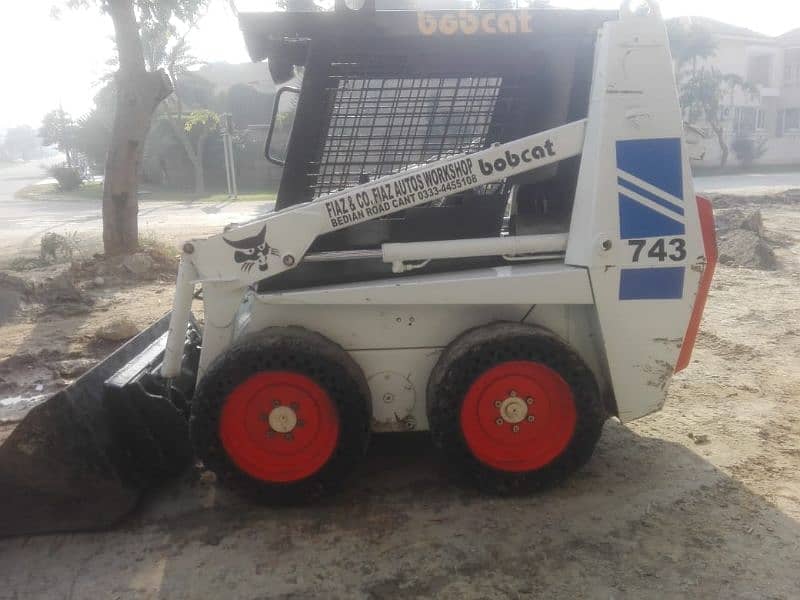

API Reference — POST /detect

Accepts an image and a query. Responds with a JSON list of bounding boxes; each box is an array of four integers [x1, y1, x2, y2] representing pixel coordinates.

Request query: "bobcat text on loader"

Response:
[[0, 0, 717, 537]]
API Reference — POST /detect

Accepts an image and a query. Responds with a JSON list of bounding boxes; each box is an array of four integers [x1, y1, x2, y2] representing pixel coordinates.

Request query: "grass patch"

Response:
[[7, 256, 49, 271], [136, 190, 276, 203], [14, 183, 59, 200], [6, 231, 85, 271], [139, 231, 179, 261], [197, 192, 276, 203], [67, 181, 103, 200]]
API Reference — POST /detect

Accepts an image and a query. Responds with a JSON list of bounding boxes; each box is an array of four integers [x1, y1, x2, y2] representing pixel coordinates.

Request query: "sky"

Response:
[[0, 0, 798, 131]]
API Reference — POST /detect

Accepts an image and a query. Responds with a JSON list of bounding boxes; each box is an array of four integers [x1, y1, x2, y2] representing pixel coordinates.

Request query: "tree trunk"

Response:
[[712, 122, 728, 168], [194, 131, 209, 196], [191, 153, 205, 196], [102, 0, 172, 255]]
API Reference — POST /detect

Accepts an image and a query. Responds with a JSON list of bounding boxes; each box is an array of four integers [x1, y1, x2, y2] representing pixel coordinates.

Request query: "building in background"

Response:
[[677, 17, 800, 167]]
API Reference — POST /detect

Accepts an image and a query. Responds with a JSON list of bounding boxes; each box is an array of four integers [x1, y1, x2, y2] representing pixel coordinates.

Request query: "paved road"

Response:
[[694, 170, 800, 194], [0, 162, 269, 261]]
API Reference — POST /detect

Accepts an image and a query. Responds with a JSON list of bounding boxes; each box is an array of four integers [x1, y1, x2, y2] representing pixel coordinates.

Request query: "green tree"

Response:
[[169, 107, 220, 194], [40, 108, 78, 167], [74, 84, 116, 171], [75, 110, 112, 171], [64, 0, 210, 255]]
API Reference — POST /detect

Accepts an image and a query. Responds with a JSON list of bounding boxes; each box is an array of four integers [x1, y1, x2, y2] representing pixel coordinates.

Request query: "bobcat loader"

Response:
[[0, 0, 716, 537]]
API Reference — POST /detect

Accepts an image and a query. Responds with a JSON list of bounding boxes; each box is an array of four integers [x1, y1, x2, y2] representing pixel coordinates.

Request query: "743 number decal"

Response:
[[628, 238, 686, 262]]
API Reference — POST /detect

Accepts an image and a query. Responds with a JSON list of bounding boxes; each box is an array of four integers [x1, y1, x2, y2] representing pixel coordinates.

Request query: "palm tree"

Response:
[[140, 24, 222, 195]]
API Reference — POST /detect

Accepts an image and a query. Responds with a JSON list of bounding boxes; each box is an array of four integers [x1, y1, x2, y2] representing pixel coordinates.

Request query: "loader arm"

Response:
[[162, 119, 587, 377]]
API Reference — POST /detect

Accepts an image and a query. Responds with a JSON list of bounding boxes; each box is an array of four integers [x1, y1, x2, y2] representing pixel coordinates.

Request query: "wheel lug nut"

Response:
[[272, 400, 280, 407], [509, 390, 517, 397], [525, 397, 533, 405], [494, 400, 501, 408], [527, 415, 535, 423], [495, 418, 504, 426], [512, 425, 520, 433]]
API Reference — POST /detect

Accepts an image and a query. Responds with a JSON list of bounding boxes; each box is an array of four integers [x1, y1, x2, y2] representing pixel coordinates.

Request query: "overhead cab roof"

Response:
[[238, 8, 618, 65]]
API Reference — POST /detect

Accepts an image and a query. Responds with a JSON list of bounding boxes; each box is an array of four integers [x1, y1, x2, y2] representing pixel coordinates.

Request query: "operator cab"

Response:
[[240, 3, 616, 289]]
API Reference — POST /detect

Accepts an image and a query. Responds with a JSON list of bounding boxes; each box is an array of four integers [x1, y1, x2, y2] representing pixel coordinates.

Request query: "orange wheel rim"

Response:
[[220, 371, 339, 483], [460, 361, 577, 472]]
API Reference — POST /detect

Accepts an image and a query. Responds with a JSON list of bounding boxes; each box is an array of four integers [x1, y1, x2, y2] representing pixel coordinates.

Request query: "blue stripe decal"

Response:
[[619, 267, 685, 300], [619, 193, 685, 239], [617, 176, 684, 216], [616, 138, 683, 199]]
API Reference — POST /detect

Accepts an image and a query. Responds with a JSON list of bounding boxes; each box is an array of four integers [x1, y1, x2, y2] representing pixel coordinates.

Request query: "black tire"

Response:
[[191, 326, 371, 504], [427, 322, 605, 495]]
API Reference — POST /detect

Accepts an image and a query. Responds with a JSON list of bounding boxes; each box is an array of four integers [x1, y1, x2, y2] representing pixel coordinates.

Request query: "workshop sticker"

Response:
[[323, 158, 476, 229], [322, 136, 558, 230]]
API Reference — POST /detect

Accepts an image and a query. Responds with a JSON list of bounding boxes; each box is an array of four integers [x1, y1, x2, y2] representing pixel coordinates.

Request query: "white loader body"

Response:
[[162, 2, 715, 434], [0, 1, 721, 538]]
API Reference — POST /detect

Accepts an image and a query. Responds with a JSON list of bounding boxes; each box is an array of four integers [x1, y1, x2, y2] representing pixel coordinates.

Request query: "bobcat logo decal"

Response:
[[223, 224, 280, 273]]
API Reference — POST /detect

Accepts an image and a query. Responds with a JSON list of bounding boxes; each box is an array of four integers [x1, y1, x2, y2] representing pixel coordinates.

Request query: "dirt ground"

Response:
[[0, 248, 183, 424], [0, 197, 799, 599]]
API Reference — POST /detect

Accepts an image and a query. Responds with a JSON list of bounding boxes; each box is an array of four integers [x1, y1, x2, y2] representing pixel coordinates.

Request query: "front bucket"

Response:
[[0, 313, 197, 538]]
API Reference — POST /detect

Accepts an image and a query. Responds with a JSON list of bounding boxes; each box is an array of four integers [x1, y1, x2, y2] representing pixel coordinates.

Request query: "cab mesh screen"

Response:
[[313, 76, 504, 197]]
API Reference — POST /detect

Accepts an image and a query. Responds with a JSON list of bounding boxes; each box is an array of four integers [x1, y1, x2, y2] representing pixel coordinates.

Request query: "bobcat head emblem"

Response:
[[223, 225, 280, 273]]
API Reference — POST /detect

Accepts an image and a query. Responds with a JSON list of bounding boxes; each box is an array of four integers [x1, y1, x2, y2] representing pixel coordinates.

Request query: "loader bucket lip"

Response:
[[0, 314, 170, 424], [40, 311, 174, 409], [0, 311, 196, 539]]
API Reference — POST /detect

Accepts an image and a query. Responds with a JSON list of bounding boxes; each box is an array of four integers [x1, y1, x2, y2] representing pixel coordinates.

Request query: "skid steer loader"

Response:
[[0, 0, 717, 537]]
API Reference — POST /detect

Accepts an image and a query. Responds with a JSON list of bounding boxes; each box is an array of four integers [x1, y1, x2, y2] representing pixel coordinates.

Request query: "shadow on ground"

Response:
[[0, 421, 798, 599]]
